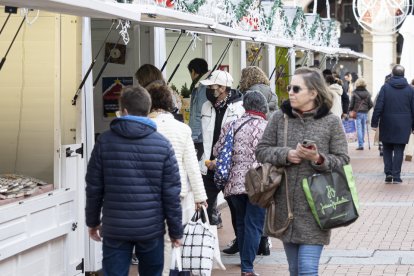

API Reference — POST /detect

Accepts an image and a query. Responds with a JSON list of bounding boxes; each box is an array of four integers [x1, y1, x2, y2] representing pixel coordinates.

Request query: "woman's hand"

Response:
[[195, 201, 208, 210], [296, 143, 320, 162], [287, 149, 302, 164]]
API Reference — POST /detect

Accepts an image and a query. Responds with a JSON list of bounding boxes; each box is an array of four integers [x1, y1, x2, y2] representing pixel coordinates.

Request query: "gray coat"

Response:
[[256, 101, 349, 245]]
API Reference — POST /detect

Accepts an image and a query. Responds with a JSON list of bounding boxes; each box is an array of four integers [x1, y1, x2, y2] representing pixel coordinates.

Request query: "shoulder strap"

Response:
[[233, 117, 256, 137]]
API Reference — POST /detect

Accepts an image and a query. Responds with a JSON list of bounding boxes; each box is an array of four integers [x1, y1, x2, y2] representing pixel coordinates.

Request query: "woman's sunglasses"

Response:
[[287, 85, 303, 93]]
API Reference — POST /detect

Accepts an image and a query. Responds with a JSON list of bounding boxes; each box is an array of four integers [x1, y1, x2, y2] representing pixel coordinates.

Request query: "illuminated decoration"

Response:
[[353, 0, 412, 34]]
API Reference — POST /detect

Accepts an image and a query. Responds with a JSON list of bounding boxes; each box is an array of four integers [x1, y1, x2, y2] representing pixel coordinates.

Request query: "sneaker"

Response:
[[223, 238, 239, 254], [393, 178, 403, 184], [356, 147, 364, 150], [385, 175, 393, 183], [131, 255, 138, 265]]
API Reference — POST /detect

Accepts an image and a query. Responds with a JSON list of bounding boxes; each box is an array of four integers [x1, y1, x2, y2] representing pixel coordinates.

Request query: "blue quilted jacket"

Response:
[[85, 116, 183, 241]]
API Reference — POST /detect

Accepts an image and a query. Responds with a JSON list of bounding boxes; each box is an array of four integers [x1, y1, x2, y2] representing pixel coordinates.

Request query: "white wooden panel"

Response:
[[0, 236, 66, 276], [0, 190, 76, 261]]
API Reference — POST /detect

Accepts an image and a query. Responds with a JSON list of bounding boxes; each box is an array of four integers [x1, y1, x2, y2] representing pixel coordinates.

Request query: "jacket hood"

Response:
[[388, 76, 409, 89], [228, 89, 243, 104], [281, 100, 330, 119], [354, 88, 371, 99], [329, 83, 343, 96], [110, 116, 156, 139]]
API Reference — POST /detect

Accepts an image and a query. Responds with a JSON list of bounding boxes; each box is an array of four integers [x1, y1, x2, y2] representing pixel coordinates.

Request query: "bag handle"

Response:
[[266, 115, 293, 236], [170, 246, 182, 271]]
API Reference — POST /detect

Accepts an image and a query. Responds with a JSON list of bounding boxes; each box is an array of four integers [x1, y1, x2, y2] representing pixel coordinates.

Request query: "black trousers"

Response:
[[202, 173, 221, 225], [383, 143, 406, 179]]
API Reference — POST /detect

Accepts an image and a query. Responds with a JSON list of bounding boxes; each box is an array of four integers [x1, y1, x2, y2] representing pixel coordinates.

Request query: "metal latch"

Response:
[[76, 258, 84, 273], [72, 222, 78, 231]]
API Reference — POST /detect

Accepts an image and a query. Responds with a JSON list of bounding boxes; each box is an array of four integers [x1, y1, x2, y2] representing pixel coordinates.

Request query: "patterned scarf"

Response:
[[214, 90, 232, 109]]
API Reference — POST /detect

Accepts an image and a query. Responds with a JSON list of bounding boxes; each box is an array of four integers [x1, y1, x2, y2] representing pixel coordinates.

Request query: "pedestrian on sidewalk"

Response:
[[226, 65, 278, 256], [371, 64, 414, 184], [349, 78, 374, 150], [199, 70, 245, 226], [147, 84, 208, 276], [213, 91, 269, 276], [85, 86, 183, 276], [256, 67, 349, 276], [188, 58, 209, 160]]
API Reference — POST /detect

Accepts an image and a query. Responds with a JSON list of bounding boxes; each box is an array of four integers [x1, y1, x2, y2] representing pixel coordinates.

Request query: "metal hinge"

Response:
[[65, 143, 84, 158], [72, 222, 78, 231], [75, 143, 84, 158], [76, 258, 84, 273]]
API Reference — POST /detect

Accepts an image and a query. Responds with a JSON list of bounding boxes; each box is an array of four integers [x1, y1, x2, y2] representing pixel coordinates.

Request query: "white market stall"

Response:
[[0, 0, 371, 275]]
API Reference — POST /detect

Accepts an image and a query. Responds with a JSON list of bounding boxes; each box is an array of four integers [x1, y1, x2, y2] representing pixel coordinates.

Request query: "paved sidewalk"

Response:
[[214, 139, 414, 276], [129, 137, 414, 275]]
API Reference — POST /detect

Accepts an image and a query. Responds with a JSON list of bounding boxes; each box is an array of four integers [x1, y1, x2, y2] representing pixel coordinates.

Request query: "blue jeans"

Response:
[[102, 236, 164, 276], [230, 194, 265, 273], [356, 112, 367, 148], [283, 243, 323, 276], [383, 143, 406, 179]]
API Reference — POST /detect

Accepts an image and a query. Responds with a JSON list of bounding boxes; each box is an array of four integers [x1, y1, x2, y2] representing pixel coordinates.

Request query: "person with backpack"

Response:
[[349, 78, 374, 150], [213, 91, 269, 276]]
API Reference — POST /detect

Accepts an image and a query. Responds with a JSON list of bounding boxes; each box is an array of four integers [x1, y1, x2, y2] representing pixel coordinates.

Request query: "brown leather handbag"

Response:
[[244, 115, 293, 236]]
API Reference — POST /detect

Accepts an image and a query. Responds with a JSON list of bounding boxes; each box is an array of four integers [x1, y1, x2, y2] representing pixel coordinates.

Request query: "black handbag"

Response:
[[302, 164, 360, 230]]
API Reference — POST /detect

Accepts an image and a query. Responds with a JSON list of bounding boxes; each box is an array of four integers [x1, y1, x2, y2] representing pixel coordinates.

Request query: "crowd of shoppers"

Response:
[[86, 60, 414, 276]]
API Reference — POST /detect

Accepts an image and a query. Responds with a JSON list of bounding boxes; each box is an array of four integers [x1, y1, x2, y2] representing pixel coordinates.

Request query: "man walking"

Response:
[[188, 58, 209, 160], [371, 65, 414, 184], [199, 70, 245, 226], [85, 86, 183, 276]]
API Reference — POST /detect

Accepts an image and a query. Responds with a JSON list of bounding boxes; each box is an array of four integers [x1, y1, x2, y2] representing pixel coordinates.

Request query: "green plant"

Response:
[[170, 84, 178, 92], [180, 83, 191, 98]]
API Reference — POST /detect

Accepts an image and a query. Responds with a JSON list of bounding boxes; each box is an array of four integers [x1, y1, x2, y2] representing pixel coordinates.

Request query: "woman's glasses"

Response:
[[287, 85, 303, 93]]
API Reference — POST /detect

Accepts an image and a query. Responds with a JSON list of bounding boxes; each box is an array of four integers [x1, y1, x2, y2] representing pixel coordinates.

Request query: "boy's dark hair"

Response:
[[344, 72, 352, 77], [147, 85, 174, 112], [119, 86, 151, 116], [188, 58, 208, 75]]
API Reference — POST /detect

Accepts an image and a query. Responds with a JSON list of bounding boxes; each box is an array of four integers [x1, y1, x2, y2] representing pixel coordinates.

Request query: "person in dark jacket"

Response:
[[85, 86, 183, 276], [371, 65, 414, 184], [349, 78, 374, 150]]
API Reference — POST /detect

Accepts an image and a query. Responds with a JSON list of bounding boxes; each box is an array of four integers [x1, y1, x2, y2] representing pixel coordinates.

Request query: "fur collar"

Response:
[[281, 100, 331, 119]]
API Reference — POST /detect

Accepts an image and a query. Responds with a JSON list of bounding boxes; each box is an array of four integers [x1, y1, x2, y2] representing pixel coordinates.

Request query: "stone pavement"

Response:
[[213, 138, 414, 276], [129, 136, 414, 275]]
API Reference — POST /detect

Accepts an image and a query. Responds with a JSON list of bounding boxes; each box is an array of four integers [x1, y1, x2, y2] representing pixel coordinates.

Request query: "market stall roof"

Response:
[[0, 0, 141, 21]]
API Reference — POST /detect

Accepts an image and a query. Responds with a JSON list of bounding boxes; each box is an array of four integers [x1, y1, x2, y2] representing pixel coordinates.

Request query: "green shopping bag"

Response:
[[302, 164, 359, 230]]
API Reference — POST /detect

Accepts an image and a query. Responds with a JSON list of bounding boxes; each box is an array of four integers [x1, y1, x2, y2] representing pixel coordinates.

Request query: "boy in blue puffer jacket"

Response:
[[85, 86, 182, 276]]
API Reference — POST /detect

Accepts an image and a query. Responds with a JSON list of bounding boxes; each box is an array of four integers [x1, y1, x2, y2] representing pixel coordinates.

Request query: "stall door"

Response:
[[61, 143, 86, 275]]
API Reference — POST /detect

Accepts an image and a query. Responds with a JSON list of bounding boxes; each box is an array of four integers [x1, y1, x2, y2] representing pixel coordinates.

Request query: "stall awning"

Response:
[[0, 0, 141, 21]]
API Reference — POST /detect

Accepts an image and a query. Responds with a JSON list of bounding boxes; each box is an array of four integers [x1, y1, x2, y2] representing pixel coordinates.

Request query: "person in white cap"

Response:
[[199, 70, 245, 226]]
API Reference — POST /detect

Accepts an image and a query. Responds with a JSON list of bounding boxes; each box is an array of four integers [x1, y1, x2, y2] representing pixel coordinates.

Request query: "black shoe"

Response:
[[356, 147, 364, 150], [223, 238, 239, 254], [393, 178, 403, 184], [257, 237, 270, 256], [385, 175, 393, 183]]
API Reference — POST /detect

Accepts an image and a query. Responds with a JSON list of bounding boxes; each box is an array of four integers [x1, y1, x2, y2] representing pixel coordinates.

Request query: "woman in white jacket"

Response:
[[147, 84, 208, 276], [325, 75, 343, 118]]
